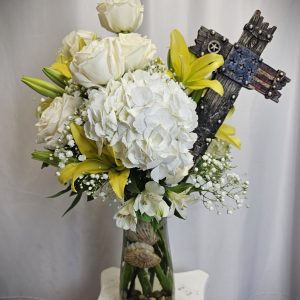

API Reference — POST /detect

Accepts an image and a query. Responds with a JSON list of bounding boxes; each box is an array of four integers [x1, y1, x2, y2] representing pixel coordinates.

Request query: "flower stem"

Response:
[[138, 268, 152, 295], [120, 262, 133, 291], [128, 268, 138, 297], [154, 264, 173, 293]]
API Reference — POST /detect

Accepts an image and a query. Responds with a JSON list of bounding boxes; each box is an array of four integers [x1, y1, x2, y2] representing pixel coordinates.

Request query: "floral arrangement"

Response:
[[22, 0, 249, 298]]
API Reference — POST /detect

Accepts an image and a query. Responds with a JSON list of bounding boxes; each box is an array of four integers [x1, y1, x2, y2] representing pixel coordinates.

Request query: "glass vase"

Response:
[[120, 218, 174, 300]]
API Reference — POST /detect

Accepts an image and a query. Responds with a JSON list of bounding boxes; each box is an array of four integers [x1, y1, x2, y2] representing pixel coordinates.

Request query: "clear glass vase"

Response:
[[120, 218, 174, 299]]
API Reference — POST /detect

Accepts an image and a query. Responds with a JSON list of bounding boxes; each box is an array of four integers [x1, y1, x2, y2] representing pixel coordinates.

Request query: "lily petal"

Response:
[[108, 169, 130, 199], [70, 123, 98, 159]]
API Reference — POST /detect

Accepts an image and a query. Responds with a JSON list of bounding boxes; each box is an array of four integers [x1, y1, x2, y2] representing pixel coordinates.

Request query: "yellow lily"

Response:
[[216, 108, 241, 149], [169, 29, 224, 96], [51, 54, 72, 79], [58, 123, 130, 199]]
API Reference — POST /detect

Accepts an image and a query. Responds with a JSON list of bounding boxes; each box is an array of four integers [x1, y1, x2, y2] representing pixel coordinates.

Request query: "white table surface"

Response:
[[98, 267, 209, 300]]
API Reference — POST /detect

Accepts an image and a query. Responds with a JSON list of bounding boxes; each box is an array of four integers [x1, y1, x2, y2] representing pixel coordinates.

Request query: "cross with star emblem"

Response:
[[189, 10, 290, 160]]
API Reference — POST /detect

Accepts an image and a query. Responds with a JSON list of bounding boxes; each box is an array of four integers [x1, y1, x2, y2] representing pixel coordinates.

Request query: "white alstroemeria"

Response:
[[133, 182, 169, 221], [85, 70, 198, 182], [167, 190, 197, 219], [60, 30, 98, 61], [35, 94, 82, 149], [97, 0, 144, 33], [70, 37, 125, 87], [119, 33, 157, 71], [114, 198, 137, 231]]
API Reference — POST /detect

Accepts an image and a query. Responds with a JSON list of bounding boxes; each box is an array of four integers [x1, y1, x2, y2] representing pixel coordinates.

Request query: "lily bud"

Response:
[[21, 76, 64, 98]]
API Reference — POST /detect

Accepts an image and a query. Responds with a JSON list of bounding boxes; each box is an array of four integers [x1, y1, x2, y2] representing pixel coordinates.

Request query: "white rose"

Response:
[[35, 94, 82, 149], [97, 0, 144, 33], [61, 30, 98, 61], [119, 33, 157, 71], [70, 38, 125, 88]]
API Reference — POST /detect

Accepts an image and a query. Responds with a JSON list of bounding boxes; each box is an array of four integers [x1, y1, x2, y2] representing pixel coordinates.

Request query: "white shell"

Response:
[[126, 221, 159, 245], [124, 242, 161, 268]]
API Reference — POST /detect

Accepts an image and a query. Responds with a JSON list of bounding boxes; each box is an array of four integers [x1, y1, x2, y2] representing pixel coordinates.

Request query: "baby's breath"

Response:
[[188, 139, 249, 214]]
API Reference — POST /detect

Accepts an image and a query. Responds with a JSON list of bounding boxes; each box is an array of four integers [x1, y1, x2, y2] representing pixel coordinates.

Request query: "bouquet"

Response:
[[21, 1, 291, 299]]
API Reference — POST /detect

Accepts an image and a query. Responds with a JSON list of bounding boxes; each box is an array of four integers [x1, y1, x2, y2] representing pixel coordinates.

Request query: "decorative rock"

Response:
[[152, 291, 162, 298]]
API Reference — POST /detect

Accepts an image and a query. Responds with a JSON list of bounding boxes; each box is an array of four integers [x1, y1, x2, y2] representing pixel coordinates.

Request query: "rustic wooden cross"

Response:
[[189, 10, 290, 159]]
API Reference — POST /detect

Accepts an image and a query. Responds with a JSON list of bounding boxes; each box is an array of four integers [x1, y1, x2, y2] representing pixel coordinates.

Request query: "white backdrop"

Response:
[[0, 0, 299, 299]]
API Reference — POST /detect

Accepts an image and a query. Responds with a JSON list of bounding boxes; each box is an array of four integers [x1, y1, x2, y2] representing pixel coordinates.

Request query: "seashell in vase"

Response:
[[126, 220, 159, 245], [124, 242, 161, 268]]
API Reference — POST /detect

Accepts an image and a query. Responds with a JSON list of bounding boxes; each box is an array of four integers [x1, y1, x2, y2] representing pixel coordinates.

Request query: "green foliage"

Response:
[[165, 183, 193, 194], [137, 212, 152, 223], [190, 89, 204, 103], [47, 185, 71, 198], [62, 192, 82, 216], [125, 169, 148, 198]]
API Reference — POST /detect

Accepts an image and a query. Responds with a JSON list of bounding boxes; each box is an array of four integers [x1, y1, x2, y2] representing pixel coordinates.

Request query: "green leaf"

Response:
[[166, 183, 193, 194], [47, 185, 71, 198], [137, 212, 153, 223], [62, 193, 82, 216], [190, 89, 204, 103], [41, 162, 49, 169], [174, 209, 186, 220], [87, 195, 94, 202], [126, 178, 140, 195], [151, 218, 161, 231]]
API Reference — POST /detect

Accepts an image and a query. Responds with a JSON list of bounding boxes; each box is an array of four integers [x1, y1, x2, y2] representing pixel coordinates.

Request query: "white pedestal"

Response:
[[98, 267, 209, 300]]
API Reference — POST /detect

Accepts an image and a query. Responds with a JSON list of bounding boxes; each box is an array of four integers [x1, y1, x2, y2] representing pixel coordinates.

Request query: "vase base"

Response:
[[123, 290, 172, 300], [98, 267, 209, 300]]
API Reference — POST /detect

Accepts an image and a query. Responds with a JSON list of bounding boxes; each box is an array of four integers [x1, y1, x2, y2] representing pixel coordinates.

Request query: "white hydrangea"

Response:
[[84, 70, 198, 182], [84, 87, 121, 153]]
